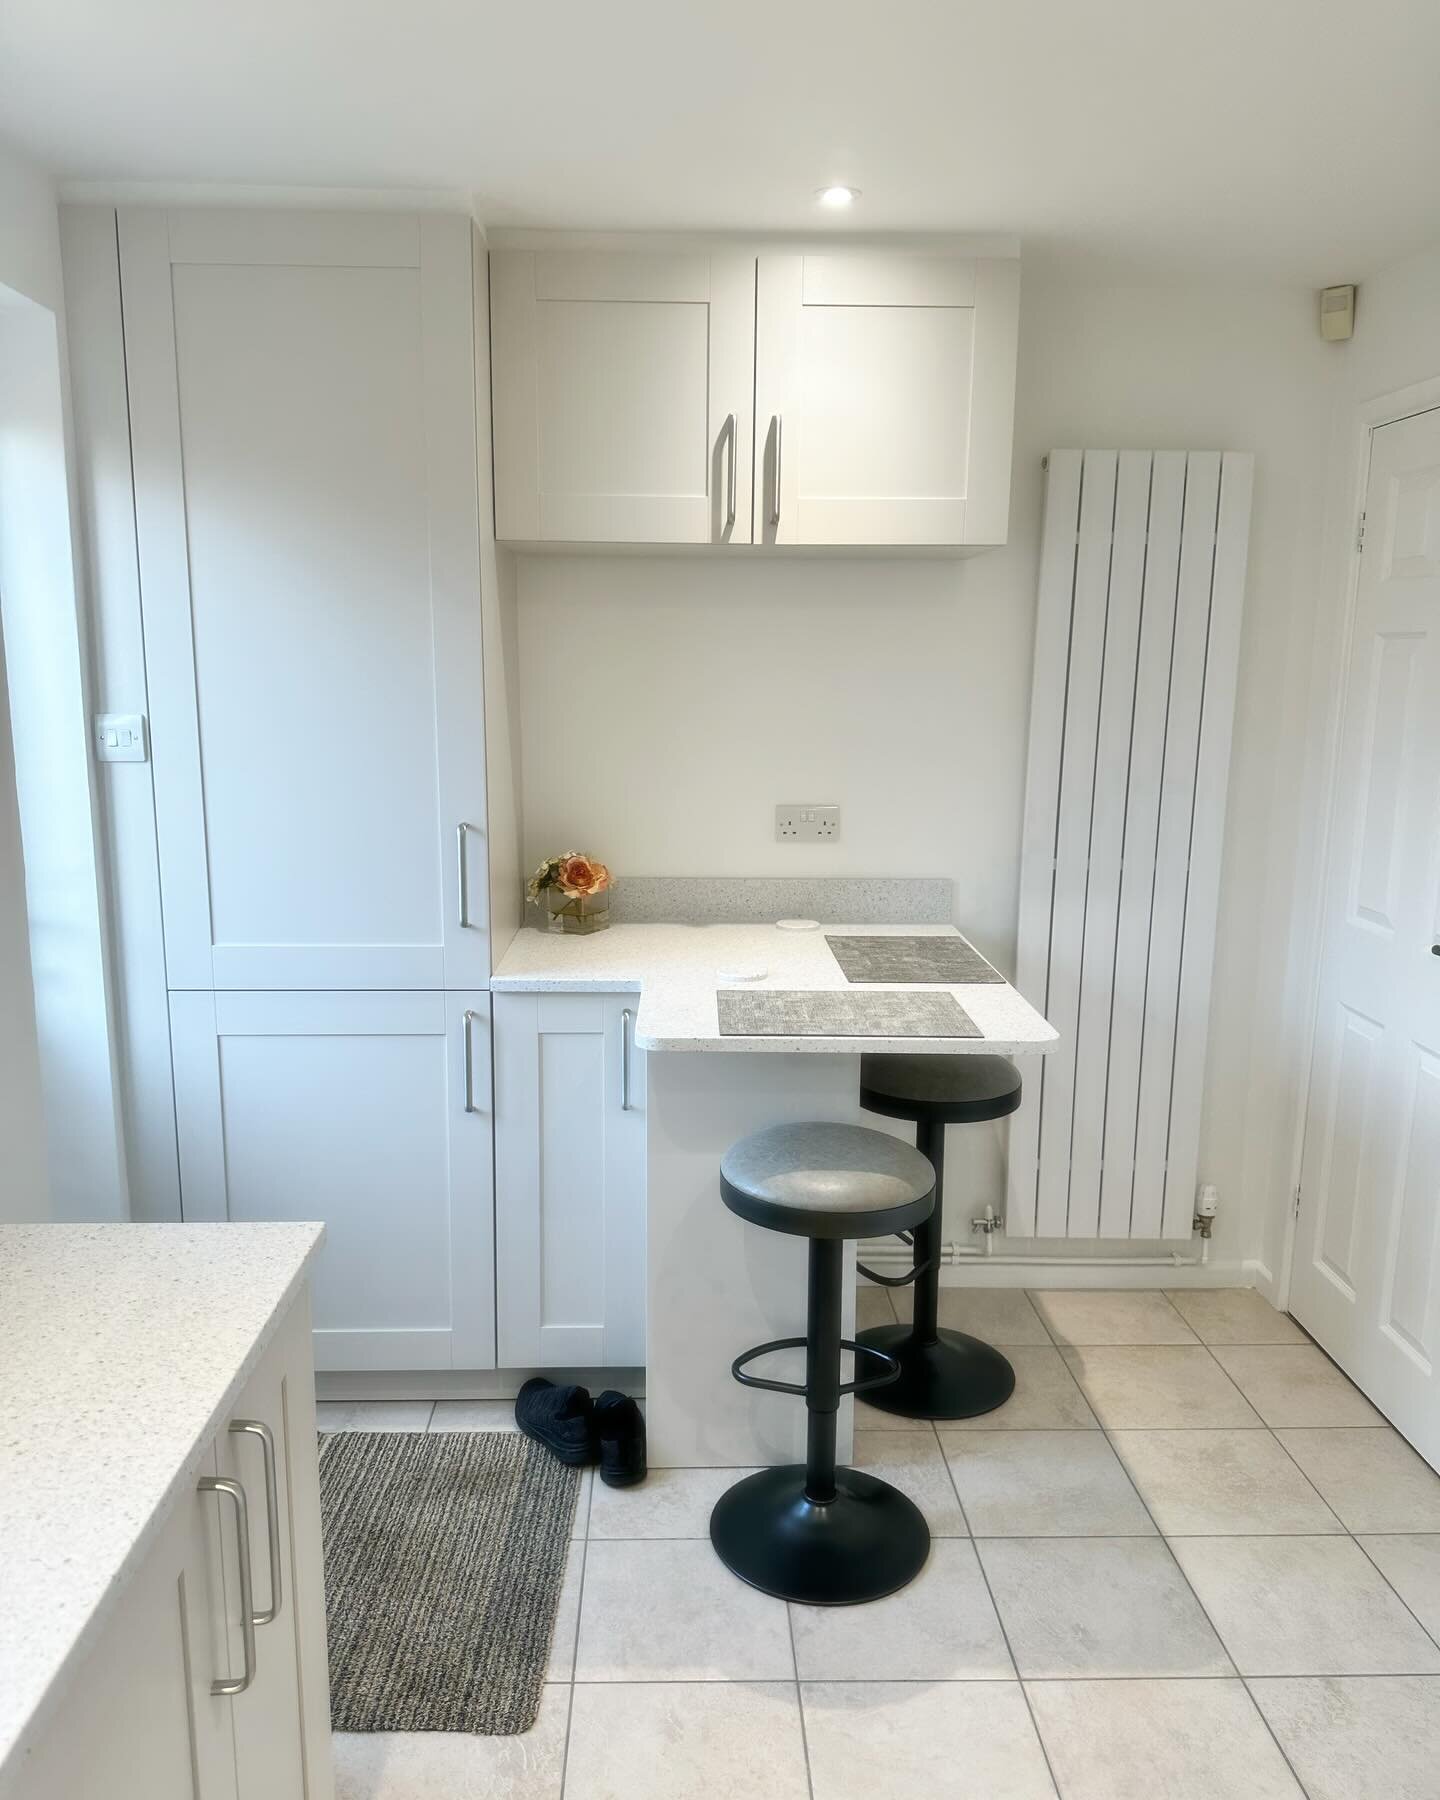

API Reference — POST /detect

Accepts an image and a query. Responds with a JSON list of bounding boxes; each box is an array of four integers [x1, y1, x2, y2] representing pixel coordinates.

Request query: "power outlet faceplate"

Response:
[[776, 803, 840, 842]]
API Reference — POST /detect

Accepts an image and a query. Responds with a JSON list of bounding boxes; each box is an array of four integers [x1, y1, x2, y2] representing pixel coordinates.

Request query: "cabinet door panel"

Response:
[[755, 252, 1018, 547], [120, 208, 488, 990], [493, 991, 646, 1367], [170, 990, 495, 1370], [492, 250, 754, 546]]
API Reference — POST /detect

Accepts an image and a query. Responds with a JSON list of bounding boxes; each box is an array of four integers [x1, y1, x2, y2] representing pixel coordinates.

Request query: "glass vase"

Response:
[[546, 890, 610, 934]]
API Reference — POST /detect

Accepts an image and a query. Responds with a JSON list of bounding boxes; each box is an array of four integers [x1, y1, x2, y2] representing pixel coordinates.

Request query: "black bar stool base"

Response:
[[709, 1464, 930, 1606], [854, 1322, 1016, 1420]]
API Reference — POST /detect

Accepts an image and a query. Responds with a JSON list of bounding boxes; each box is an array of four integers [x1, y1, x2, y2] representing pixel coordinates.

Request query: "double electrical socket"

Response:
[[776, 803, 840, 841]]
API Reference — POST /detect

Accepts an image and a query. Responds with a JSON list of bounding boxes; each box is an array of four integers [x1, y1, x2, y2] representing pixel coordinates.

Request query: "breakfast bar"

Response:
[[492, 921, 1057, 1467]]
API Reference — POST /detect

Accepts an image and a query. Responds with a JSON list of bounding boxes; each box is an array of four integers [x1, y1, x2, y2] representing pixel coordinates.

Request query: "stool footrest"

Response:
[[730, 1336, 902, 1398]]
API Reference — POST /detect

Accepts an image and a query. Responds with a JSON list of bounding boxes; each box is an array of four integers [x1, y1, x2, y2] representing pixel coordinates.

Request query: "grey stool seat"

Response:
[[856, 1053, 1023, 1421], [720, 1121, 936, 1240], [711, 1120, 934, 1607]]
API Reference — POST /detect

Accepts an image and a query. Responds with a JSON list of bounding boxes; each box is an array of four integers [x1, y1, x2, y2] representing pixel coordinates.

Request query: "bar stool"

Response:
[[855, 1054, 1023, 1419], [710, 1121, 935, 1606]]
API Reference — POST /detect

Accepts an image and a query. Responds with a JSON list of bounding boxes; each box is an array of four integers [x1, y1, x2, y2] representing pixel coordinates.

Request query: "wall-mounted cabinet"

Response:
[[490, 245, 1019, 550]]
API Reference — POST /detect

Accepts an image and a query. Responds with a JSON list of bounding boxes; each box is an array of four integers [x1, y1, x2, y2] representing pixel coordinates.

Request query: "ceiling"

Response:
[[3, 0, 1437, 282]]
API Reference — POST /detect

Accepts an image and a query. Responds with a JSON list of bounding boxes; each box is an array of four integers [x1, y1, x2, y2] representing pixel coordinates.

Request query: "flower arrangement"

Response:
[[527, 851, 612, 934]]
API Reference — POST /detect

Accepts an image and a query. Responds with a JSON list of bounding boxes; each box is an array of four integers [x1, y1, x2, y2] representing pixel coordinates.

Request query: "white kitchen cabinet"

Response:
[[119, 207, 489, 991], [489, 244, 1019, 550], [169, 990, 496, 1372], [9, 1292, 330, 1800], [754, 251, 1020, 546], [493, 991, 646, 1367], [491, 249, 756, 545]]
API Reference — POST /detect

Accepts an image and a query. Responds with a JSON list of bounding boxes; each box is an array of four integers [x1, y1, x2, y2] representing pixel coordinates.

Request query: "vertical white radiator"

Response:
[[1007, 450, 1254, 1240]]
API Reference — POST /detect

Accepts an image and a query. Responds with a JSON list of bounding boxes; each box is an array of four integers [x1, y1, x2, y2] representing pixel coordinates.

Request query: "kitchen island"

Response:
[[493, 922, 1056, 1466]]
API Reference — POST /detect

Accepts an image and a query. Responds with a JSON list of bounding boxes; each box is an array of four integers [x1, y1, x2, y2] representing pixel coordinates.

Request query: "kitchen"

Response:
[[3, 6, 1440, 1796]]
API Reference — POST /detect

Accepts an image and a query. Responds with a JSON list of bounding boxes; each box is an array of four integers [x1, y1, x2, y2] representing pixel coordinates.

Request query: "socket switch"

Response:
[[776, 803, 840, 842]]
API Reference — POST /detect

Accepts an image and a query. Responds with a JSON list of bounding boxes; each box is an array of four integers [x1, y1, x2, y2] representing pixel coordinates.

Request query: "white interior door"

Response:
[[1293, 406, 1440, 1466], [754, 252, 1019, 546], [119, 209, 488, 991], [490, 250, 755, 545], [492, 991, 646, 1367], [169, 989, 495, 1371]]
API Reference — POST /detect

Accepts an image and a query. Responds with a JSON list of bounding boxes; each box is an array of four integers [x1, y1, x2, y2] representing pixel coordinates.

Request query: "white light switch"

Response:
[[94, 713, 148, 763]]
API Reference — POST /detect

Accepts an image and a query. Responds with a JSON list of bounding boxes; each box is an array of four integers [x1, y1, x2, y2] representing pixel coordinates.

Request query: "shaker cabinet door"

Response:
[[754, 251, 1019, 547], [119, 207, 489, 991], [493, 991, 647, 1367], [169, 989, 496, 1372], [491, 250, 755, 545]]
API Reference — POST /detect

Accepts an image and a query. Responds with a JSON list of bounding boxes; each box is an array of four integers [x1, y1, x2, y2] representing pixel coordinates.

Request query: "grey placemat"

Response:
[[825, 935, 1005, 985], [319, 1430, 579, 1734], [718, 988, 981, 1038]]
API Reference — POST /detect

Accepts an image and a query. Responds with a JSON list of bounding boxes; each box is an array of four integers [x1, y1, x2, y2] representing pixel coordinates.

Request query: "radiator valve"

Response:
[[971, 1205, 1005, 1236], [1193, 1184, 1219, 1240]]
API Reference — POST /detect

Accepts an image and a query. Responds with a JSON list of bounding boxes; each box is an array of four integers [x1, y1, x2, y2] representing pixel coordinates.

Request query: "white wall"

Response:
[[517, 263, 1337, 1265], [1255, 243, 1440, 1295]]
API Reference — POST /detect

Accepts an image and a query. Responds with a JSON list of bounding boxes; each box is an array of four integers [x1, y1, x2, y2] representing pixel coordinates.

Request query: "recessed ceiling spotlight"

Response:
[[817, 185, 860, 209]]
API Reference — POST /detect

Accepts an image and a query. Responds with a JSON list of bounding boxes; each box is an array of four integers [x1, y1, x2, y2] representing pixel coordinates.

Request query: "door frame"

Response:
[[1276, 373, 1440, 1312]]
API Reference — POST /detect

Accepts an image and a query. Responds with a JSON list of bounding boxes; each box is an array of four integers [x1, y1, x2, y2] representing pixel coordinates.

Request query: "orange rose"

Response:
[[556, 854, 610, 898]]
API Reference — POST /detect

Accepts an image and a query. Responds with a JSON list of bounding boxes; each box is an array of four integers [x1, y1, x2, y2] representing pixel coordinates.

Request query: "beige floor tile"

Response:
[[1277, 1427, 1440, 1532], [855, 1284, 897, 1329], [976, 1537, 1230, 1678], [332, 1683, 570, 1799], [853, 1428, 968, 1535], [1109, 1429, 1343, 1534], [1210, 1345, 1385, 1426], [430, 1398, 521, 1431], [1249, 1676, 1440, 1800], [1358, 1534, 1440, 1640], [891, 1287, 1053, 1344], [1031, 1289, 1197, 1346], [1164, 1288, 1307, 1345], [938, 1345, 1098, 1431], [1027, 1677, 1302, 1800], [315, 1400, 434, 1432], [802, 1682, 1056, 1800], [1060, 1345, 1261, 1428], [587, 1464, 759, 1539], [942, 1430, 1154, 1536], [574, 1539, 793, 1681], [545, 1540, 584, 1680], [791, 1538, 1012, 1681], [565, 1682, 810, 1800], [1170, 1535, 1440, 1676], [855, 1396, 934, 1432]]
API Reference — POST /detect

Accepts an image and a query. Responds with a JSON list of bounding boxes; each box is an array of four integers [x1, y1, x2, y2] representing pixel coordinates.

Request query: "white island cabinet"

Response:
[[0, 1225, 331, 1800], [490, 244, 1020, 550]]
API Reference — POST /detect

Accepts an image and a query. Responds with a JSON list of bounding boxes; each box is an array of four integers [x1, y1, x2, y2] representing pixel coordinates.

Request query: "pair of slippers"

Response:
[[515, 1379, 646, 1487]]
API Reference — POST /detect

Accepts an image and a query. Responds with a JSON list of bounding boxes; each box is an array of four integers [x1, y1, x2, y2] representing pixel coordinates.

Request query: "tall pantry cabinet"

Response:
[[67, 208, 499, 1371]]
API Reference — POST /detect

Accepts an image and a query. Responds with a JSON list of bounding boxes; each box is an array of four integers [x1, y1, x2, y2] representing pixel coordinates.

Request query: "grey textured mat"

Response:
[[825, 935, 1005, 985], [718, 988, 980, 1037], [319, 1430, 579, 1734]]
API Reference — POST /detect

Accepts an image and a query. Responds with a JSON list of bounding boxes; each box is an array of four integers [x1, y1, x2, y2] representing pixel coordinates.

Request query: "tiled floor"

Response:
[[325, 1287, 1440, 1800]]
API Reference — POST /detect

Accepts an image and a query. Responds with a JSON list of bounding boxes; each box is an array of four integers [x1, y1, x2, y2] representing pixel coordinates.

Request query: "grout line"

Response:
[[786, 1601, 816, 1800], [560, 1670, 1440, 1686], [557, 1681, 577, 1798]]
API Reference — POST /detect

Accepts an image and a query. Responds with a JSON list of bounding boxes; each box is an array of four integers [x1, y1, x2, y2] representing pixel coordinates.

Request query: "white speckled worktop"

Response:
[[492, 922, 1058, 1055], [0, 1222, 324, 1778]]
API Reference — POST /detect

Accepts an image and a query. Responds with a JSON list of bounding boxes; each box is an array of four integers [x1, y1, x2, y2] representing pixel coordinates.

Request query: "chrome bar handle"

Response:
[[722, 412, 737, 536], [200, 1475, 257, 1695], [769, 414, 783, 527], [463, 1008, 481, 1113], [229, 1421, 281, 1626], [620, 1008, 633, 1112], [456, 822, 478, 929]]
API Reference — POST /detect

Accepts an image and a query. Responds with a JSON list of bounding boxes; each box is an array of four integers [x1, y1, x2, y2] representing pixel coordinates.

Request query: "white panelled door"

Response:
[[1293, 407, 1440, 1466], [169, 990, 495, 1372], [490, 250, 755, 545], [754, 253, 1019, 546], [119, 209, 488, 990]]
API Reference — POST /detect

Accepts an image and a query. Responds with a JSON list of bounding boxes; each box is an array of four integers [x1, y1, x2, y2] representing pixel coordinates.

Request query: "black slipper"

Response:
[[514, 1378, 597, 1466], [594, 1390, 646, 1487]]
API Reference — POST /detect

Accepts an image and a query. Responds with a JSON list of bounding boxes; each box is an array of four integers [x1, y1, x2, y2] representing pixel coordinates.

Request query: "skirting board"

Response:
[[925, 1259, 1260, 1291], [317, 1366, 645, 1403]]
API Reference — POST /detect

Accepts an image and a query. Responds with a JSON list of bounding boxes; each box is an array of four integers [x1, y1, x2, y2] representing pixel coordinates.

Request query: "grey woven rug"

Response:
[[319, 1430, 579, 1734]]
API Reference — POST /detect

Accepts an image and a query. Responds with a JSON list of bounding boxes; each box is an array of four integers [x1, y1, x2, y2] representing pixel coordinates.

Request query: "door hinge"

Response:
[[1356, 511, 1367, 554]]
